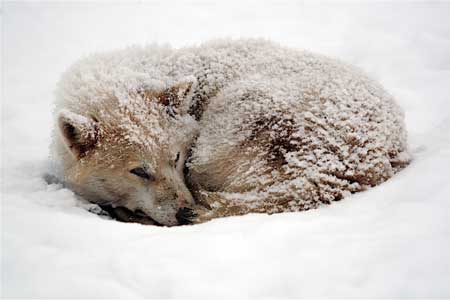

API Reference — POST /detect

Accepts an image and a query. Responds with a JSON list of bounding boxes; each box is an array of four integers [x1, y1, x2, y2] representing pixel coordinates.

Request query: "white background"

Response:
[[2, 1, 450, 297]]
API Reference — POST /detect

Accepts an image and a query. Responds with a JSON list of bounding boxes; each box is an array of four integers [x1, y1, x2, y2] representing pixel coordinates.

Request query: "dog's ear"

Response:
[[140, 79, 194, 116], [157, 80, 193, 107], [57, 110, 98, 159]]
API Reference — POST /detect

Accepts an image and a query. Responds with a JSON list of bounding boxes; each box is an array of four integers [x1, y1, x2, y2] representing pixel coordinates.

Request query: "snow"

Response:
[[2, 1, 450, 298]]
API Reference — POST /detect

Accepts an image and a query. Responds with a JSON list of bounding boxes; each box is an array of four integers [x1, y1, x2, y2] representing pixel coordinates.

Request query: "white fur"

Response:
[[52, 39, 410, 222]]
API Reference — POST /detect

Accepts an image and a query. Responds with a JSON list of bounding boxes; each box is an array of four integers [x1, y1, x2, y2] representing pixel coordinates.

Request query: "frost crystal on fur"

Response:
[[52, 39, 410, 222]]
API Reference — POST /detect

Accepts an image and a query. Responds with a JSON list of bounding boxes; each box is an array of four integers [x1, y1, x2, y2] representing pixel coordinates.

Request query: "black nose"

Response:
[[175, 207, 197, 225]]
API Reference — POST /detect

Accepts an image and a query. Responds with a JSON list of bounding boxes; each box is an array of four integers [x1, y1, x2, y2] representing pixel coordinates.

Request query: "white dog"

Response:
[[52, 39, 410, 225]]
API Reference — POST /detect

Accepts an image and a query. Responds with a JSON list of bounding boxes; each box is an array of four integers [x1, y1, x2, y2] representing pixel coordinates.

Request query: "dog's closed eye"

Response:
[[130, 167, 154, 181]]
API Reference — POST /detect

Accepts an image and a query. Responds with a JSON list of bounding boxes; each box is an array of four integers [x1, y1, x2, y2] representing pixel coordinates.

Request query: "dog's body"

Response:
[[52, 39, 410, 225]]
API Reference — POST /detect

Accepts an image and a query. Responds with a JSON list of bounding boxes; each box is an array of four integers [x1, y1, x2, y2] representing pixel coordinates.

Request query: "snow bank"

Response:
[[3, 2, 450, 297]]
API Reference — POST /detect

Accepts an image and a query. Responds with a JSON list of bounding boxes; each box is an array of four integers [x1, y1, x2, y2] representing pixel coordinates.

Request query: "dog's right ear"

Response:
[[57, 110, 98, 159]]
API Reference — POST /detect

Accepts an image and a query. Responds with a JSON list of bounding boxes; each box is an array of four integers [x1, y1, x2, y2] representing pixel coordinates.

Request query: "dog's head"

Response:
[[56, 80, 199, 226]]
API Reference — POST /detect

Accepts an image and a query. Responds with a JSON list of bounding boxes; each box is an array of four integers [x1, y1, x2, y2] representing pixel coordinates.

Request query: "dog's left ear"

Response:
[[140, 79, 194, 116], [157, 81, 193, 107]]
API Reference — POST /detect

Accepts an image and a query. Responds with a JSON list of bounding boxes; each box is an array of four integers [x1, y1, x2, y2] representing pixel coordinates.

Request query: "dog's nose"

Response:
[[175, 207, 197, 225]]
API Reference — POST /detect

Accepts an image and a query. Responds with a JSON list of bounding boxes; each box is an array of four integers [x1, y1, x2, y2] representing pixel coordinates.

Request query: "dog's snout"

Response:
[[175, 207, 197, 225], [177, 192, 186, 207]]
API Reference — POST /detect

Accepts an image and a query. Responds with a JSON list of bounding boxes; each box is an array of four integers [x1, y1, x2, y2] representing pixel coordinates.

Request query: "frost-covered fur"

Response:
[[52, 39, 410, 225]]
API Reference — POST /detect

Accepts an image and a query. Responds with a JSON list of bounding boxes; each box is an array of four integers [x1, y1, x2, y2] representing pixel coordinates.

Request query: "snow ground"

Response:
[[2, 1, 450, 298]]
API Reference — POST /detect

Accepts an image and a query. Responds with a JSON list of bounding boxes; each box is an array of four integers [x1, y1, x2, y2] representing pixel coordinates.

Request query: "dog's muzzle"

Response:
[[175, 207, 197, 225]]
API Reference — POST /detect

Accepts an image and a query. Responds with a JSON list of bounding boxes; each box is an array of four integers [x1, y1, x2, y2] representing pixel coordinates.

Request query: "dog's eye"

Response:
[[130, 167, 154, 180], [174, 152, 180, 164]]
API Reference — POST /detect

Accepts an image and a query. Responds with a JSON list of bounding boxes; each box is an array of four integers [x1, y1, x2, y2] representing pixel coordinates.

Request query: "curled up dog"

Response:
[[51, 39, 410, 226]]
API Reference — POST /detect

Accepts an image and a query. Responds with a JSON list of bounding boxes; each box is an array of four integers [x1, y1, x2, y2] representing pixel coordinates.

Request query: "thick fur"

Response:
[[52, 39, 410, 225]]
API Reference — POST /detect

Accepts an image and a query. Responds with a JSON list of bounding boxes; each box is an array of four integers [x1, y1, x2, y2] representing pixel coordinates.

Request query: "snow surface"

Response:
[[2, 1, 450, 298]]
